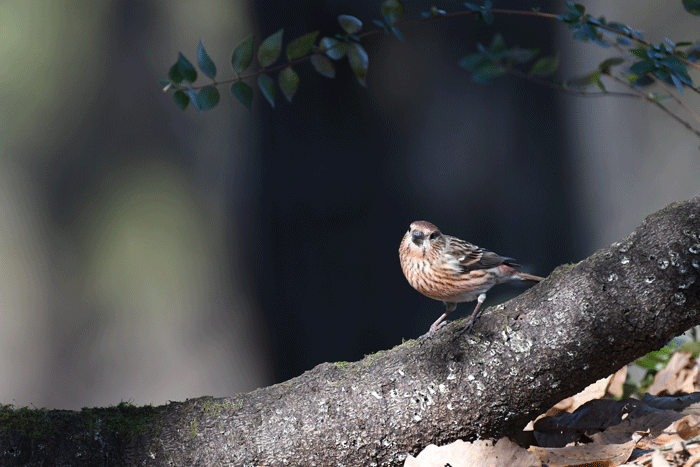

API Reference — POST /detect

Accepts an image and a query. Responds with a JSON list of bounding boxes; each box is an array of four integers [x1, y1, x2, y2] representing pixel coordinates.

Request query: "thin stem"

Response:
[[647, 72, 700, 125], [607, 74, 700, 139]]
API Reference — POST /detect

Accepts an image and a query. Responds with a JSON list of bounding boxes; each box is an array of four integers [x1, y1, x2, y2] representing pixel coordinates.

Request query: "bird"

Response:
[[399, 220, 544, 336]]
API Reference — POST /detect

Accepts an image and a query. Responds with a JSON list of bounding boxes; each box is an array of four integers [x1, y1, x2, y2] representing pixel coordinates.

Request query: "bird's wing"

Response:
[[447, 236, 521, 273]]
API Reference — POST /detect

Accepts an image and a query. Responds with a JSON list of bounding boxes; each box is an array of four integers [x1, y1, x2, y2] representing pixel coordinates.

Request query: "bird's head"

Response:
[[400, 220, 445, 258]]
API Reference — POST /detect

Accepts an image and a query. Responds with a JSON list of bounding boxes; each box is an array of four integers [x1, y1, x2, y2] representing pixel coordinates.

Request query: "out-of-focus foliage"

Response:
[[160, 0, 700, 142]]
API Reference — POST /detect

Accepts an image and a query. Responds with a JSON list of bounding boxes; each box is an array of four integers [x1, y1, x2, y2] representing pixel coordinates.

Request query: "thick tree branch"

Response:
[[2, 195, 700, 466]]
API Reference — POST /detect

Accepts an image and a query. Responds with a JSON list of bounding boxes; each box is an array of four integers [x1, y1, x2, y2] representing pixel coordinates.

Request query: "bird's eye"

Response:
[[429, 231, 441, 240]]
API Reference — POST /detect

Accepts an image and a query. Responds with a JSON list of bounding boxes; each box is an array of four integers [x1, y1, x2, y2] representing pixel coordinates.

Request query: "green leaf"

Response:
[[197, 41, 217, 79], [629, 60, 655, 76], [286, 31, 320, 61], [670, 73, 684, 93], [347, 42, 368, 87], [232, 34, 254, 74], [471, 64, 506, 84], [382, 0, 404, 24], [319, 37, 347, 60], [258, 73, 276, 108], [459, 53, 489, 71], [338, 15, 363, 35], [629, 47, 648, 59], [489, 33, 506, 54], [566, 70, 603, 89], [168, 64, 183, 84], [310, 54, 336, 78], [480, 9, 494, 25], [231, 82, 253, 109], [279, 66, 299, 103], [169, 53, 197, 84], [557, 2, 585, 25], [683, 0, 700, 15], [598, 57, 625, 73], [188, 89, 200, 111], [504, 47, 539, 64], [173, 90, 190, 110], [195, 86, 220, 110], [660, 55, 692, 83], [258, 29, 284, 68], [530, 55, 560, 77]]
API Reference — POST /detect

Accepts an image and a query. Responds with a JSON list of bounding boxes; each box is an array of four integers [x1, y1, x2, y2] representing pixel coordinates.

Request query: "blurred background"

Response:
[[0, 0, 698, 410]]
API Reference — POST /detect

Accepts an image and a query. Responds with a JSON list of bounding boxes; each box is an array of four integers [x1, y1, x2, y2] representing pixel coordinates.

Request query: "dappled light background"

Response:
[[0, 0, 698, 409]]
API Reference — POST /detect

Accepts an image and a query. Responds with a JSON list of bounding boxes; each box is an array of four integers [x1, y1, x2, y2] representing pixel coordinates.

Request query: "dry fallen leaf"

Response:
[[403, 437, 541, 467], [647, 353, 692, 396], [608, 366, 628, 399], [529, 437, 637, 467]]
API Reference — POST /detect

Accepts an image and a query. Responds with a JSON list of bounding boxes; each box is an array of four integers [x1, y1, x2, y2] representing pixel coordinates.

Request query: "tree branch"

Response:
[[2, 194, 700, 466]]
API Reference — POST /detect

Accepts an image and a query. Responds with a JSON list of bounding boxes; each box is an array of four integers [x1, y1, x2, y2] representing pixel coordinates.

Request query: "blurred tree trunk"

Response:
[[1, 194, 699, 466]]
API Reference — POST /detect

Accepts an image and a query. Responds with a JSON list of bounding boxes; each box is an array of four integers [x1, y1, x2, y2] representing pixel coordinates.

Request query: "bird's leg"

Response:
[[427, 302, 458, 334], [456, 293, 486, 336]]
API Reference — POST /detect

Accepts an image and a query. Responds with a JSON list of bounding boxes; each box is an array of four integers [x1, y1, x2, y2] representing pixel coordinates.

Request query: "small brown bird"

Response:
[[399, 221, 544, 335]]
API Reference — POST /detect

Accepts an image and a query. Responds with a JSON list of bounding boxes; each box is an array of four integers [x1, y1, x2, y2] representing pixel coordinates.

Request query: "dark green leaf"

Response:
[[481, 9, 494, 24], [232, 34, 254, 74], [598, 57, 624, 73], [670, 73, 684, 93], [278, 67, 299, 103], [258, 29, 284, 68], [683, 0, 700, 15], [287, 31, 320, 61], [310, 54, 336, 78], [382, 0, 404, 25], [569, 2, 585, 14], [231, 82, 253, 109], [629, 60, 655, 76], [530, 55, 560, 77], [188, 89, 200, 112], [338, 15, 363, 35], [503, 47, 539, 64], [459, 54, 489, 71], [629, 47, 648, 59], [169, 53, 197, 84], [471, 64, 506, 84], [660, 56, 692, 83], [258, 73, 276, 108], [430, 6, 446, 16], [347, 43, 368, 87], [159, 80, 171, 87], [169, 63, 183, 84], [558, 2, 585, 25], [319, 37, 347, 60], [179, 53, 197, 83], [173, 90, 190, 110], [197, 41, 217, 79], [195, 86, 220, 110], [566, 70, 602, 89], [464, 3, 480, 11], [391, 26, 404, 41], [373, 19, 389, 31], [489, 33, 506, 54]]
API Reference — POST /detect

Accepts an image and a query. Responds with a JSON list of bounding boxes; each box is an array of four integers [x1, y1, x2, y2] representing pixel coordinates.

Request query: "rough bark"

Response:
[[1, 195, 699, 467]]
